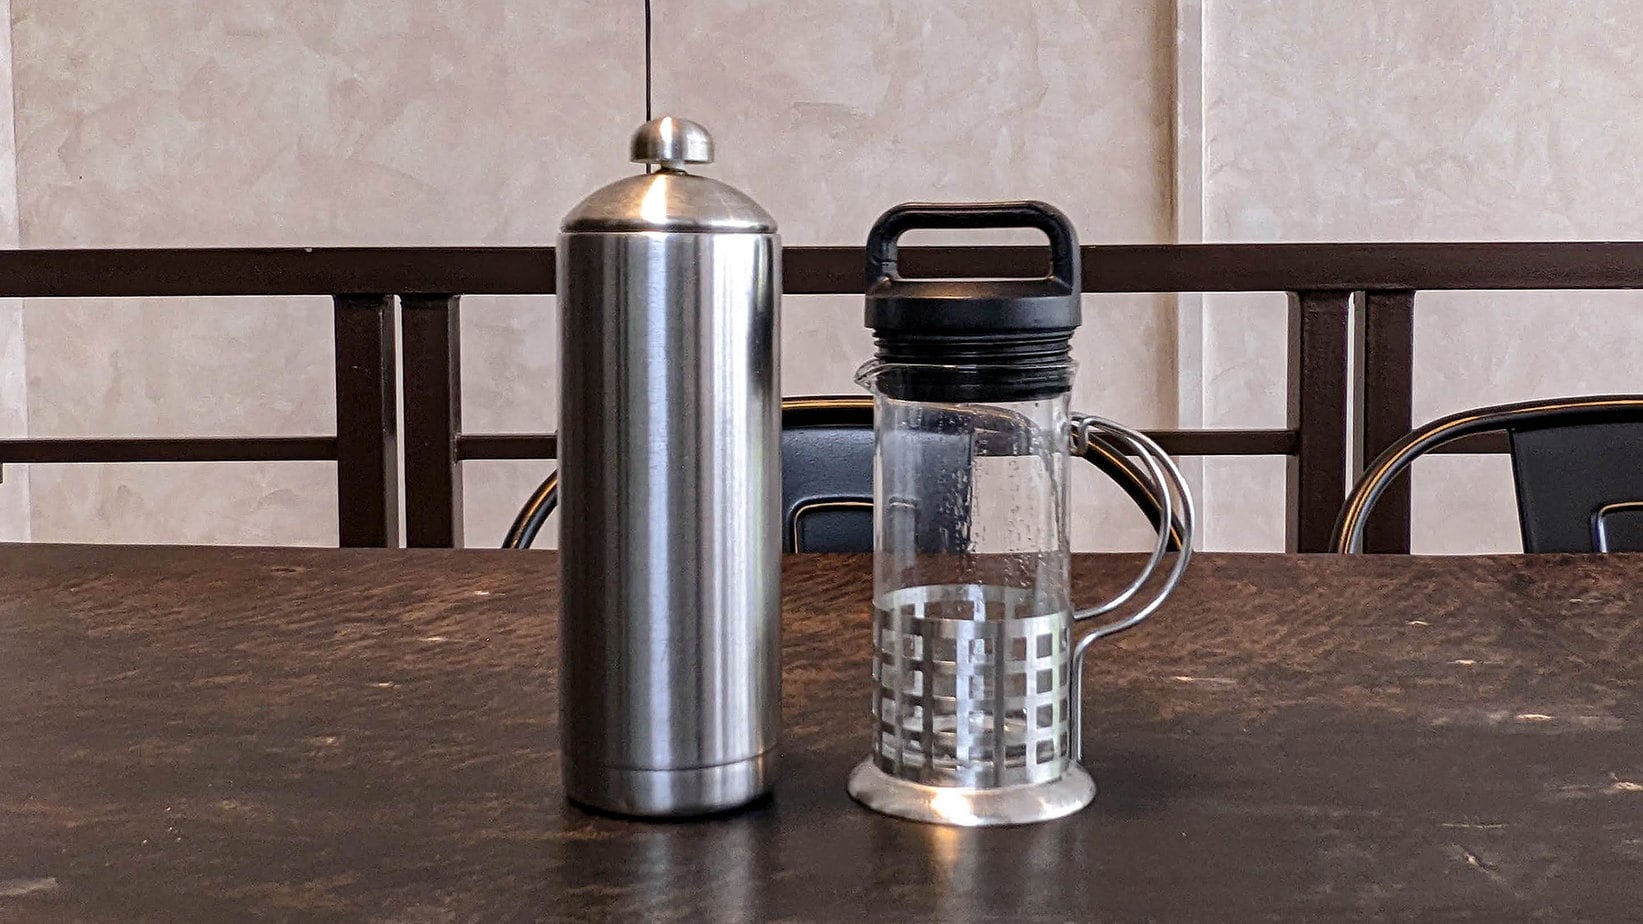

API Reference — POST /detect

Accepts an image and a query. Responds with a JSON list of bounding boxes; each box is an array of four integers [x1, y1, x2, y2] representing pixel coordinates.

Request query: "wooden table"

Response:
[[1, 546, 1641, 921]]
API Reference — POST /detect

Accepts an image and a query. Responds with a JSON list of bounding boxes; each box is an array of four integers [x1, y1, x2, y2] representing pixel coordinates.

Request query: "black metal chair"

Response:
[[1332, 395, 1643, 553], [504, 395, 1185, 552]]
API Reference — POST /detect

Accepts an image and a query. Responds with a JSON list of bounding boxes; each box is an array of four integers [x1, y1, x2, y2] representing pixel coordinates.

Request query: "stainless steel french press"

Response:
[[846, 201, 1195, 826], [557, 117, 781, 818]]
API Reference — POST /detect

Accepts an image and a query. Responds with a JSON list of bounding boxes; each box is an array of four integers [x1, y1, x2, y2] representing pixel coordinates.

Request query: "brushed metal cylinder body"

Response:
[[557, 229, 781, 817]]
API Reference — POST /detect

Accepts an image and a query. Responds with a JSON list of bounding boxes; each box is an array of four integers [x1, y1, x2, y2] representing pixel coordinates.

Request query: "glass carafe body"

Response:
[[861, 362, 1077, 790]]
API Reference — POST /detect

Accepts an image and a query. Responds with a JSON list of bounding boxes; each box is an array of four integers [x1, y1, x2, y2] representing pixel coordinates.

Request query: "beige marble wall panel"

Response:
[[0, 0, 24, 541], [0, 298, 26, 541], [1407, 454, 1520, 555], [1200, 456, 1285, 552], [459, 295, 555, 435], [11, 0, 639, 543], [11, 1, 643, 247], [463, 459, 554, 550], [23, 296, 336, 436], [13, 0, 1178, 549], [1203, 1, 1643, 552], [32, 461, 337, 545], [458, 293, 553, 548], [21, 295, 336, 543], [1197, 291, 1286, 551]]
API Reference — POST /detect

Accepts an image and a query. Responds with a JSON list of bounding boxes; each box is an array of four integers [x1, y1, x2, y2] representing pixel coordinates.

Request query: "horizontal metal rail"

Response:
[[5, 242, 1643, 297], [0, 436, 336, 463], [452, 429, 1296, 463]]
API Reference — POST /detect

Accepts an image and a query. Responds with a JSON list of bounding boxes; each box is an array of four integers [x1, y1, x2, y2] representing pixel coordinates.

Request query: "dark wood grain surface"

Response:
[[2, 546, 1641, 922]]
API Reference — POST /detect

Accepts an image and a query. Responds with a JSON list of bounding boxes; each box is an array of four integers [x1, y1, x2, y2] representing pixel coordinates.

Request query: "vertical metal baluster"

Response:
[[1286, 290, 1351, 553], [1355, 290, 1416, 553], [333, 294, 399, 548], [401, 294, 463, 548]]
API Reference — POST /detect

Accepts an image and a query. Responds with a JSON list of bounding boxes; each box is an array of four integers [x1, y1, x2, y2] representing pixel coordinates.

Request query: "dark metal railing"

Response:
[[4, 243, 1642, 551], [1, 286, 401, 547]]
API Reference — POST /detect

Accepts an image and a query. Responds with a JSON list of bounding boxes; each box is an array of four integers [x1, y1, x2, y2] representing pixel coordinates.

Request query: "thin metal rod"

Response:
[[644, 0, 653, 122]]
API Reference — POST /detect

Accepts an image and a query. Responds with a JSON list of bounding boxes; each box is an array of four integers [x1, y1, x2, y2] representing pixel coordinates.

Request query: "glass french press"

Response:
[[846, 201, 1195, 827]]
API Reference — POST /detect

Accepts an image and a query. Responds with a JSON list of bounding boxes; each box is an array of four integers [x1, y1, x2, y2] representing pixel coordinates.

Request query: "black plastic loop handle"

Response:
[[865, 200, 1080, 290]]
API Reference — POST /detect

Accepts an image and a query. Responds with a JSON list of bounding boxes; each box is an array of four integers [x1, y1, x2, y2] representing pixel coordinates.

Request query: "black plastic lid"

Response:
[[864, 201, 1082, 402]]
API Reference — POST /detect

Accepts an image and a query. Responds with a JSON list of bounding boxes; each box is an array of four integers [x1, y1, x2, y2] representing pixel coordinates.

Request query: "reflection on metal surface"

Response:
[[848, 760, 1096, 827]]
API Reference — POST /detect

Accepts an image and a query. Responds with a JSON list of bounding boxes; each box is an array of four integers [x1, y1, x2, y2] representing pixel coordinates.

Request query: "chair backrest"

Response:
[[505, 395, 1182, 552], [1333, 396, 1643, 553], [778, 397, 874, 552], [1512, 418, 1643, 552]]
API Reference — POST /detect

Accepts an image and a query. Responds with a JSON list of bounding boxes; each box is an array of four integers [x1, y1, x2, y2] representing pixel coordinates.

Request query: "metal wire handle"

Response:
[[1067, 414, 1196, 759]]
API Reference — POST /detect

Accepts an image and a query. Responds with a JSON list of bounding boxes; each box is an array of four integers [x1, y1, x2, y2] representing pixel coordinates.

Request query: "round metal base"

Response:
[[566, 750, 774, 819], [847, 760, 1095, 827]]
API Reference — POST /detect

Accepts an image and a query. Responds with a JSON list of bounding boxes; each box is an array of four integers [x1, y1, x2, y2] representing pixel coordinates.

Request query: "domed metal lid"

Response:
[[561, 117, 776, 234]]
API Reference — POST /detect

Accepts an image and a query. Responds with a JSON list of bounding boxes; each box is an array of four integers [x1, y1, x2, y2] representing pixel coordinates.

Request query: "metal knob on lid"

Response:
[[630, 116, 714, 168]]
